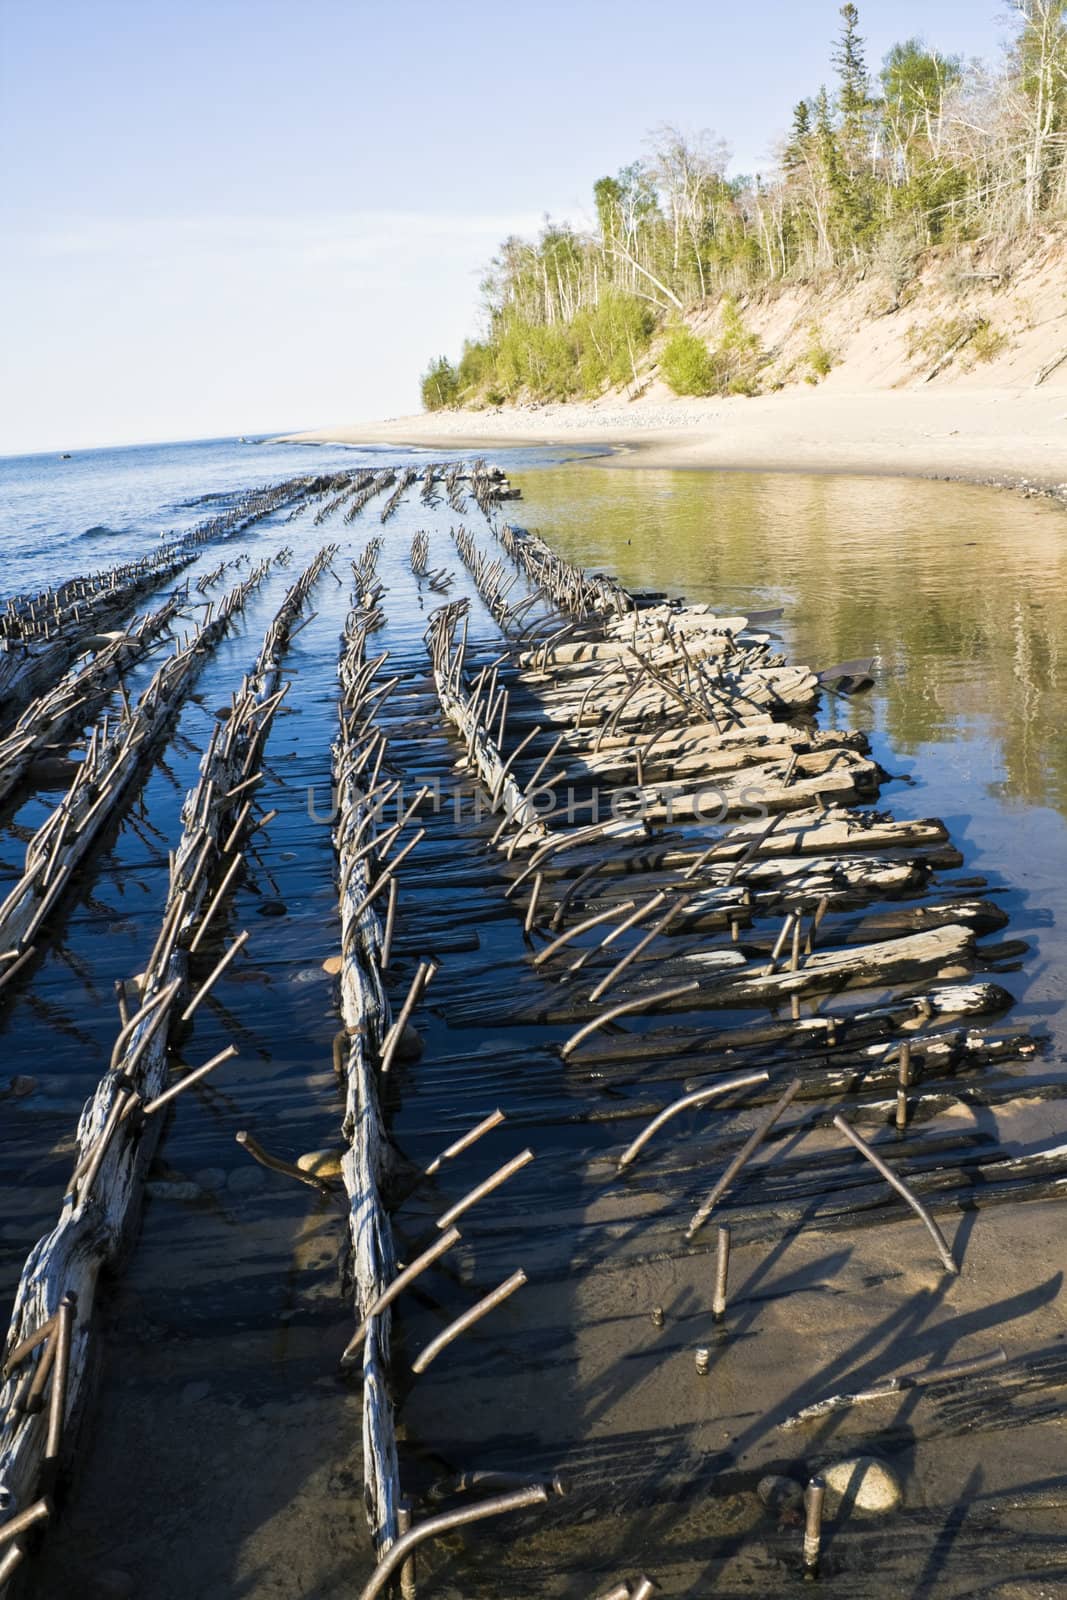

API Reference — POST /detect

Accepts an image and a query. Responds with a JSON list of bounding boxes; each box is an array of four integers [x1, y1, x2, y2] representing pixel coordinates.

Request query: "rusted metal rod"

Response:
[[561, 981, 701, 1060], [107, 979, 180, 1072], [0, 1496, 51, 1546], [188, 851, 244, 953], [686, 1077, 803, 1240], [524, 872, 544, 937], [426, 1110, 506, 1177], [356, 1485, 551, 1600], [617, 1072, 769, 1171], [381, 876, 399, 970], [896, 1039, 912, 1132], [341, 1227, 462, 1365], [436, 1150, 534, 1231], [411, 1269, 527, 1373], [532, 902, 636, 968], [2, 1313, 57, 1379], [0, 1539, 25, 1583], [712, 1225, 731, 1323], [180, 929, 250, 1022], [588, 894, 693, 1003], [21, 1328, 57, 1414], [235, 1130, 337, 1197], [780, 1346, 1008, 1428], [73, 1088, 131, 1204], [803, 1477, 824, 1578], [833, 1113, 958, 1275], [379, 959, 437, 1075], [140, 1045, 239, 1116], [44, 1294, 75, 1462], [349, 829, 426, 922]]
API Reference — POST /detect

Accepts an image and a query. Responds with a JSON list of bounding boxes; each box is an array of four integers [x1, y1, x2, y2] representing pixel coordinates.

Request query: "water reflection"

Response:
[[517, 467, 1067, 815]]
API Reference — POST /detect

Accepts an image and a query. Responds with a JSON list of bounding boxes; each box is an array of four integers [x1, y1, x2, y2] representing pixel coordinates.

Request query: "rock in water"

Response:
[[297, 1148, 344, 1179], [822, 1455, 901, 1514], [757, 1475, 805, 1518], [396, 1022, 423, 1063], [145, 1180, 202, 1202]]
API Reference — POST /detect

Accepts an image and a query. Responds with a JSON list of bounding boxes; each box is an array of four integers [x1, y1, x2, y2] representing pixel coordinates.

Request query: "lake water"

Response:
[[518, 463, 1067, 1063], [1, 436, 1064, 1597]]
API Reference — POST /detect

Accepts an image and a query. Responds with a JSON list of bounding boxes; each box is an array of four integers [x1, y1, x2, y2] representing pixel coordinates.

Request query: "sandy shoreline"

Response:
[[282, 385, 1067, 498]]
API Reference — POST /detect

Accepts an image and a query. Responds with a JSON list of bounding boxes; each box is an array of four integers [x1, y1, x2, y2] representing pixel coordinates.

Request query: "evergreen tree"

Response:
[[420, 1, 1067, 402], [420, 357, 459, 411], [784, 100, 813, 174], [833, 3, 872, 173]]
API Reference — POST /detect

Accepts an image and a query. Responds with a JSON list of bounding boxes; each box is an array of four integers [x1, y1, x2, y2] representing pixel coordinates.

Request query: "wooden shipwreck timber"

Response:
[[0, 458, 1064, 1597]]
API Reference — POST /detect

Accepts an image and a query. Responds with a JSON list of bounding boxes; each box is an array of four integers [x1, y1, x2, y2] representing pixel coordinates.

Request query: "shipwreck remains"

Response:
[[0, 456, 1062, 1597]]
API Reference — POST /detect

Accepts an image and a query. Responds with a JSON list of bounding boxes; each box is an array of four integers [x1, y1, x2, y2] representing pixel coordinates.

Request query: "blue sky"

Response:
[[1, 0, 1011, 453]]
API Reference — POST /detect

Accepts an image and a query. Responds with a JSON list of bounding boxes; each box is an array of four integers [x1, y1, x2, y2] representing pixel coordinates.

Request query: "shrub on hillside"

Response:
[[660, 326, 717, 395], [805, 322, 835, 380], [420, 356, 460, 411], [461, 292, 655, 405], [969, 320, 1008, 364], [716, 298, 764, 394], [906, 313, 1006, 371], [660, 301, 764, 397]]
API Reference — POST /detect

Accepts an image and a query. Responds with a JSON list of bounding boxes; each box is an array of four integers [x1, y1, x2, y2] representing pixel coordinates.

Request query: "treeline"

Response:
[[422, 1, 1067, 408]]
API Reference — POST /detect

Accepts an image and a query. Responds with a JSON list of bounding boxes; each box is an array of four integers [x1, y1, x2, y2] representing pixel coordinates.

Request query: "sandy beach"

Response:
[[285, 385, 1067, 496]]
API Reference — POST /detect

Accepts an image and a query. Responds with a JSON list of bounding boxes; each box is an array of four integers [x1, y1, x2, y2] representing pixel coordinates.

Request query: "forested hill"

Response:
[[421, 2, 1067, 410]]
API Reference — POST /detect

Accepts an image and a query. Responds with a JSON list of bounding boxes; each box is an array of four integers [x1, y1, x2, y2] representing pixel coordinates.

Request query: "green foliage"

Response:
[[456, 341, 502, 406], [716, 298, 764, 392], [660, 325, 718, 395], [420, 357, 459, 412], [881, 37, 962, 117], [457, 292, 655, 405], [906, 315, 1007, 372], [805, 321, 835, 378], [906, 314, 986, 367], [660, 300, 764, 397], [420, 2, 1067, 406], [834, 4, 872, 139], [969, 320, 1009, 364]]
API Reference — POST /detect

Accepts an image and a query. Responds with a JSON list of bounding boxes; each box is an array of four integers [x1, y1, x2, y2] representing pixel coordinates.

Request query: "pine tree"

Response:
[[784, 100, 813, 175], [833, 3, 871, 173]]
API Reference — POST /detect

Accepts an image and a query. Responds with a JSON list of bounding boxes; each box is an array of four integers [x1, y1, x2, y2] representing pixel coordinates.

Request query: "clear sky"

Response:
[[1, 0, 1012, 454]]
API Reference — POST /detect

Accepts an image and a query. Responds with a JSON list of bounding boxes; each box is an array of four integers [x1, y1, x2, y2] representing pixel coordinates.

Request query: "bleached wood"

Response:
[[332, 602, 401, 1556], [0, 549, 335, 1579]]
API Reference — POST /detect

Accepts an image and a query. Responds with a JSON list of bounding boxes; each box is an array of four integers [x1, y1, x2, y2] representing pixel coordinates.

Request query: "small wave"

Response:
[[80, 523, 128, 539]]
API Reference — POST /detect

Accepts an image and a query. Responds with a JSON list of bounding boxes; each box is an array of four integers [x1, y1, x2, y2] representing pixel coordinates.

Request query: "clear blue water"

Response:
[[0, 434, 597, 599]]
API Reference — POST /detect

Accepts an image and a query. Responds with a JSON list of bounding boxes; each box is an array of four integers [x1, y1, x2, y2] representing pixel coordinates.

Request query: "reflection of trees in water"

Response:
[[520, 466, 1067, 815]]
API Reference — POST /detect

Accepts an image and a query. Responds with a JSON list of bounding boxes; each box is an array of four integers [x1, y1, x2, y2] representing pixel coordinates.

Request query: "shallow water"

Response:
[[1, 441, 1065, 1597], [518, 464, 1067, 1063]]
